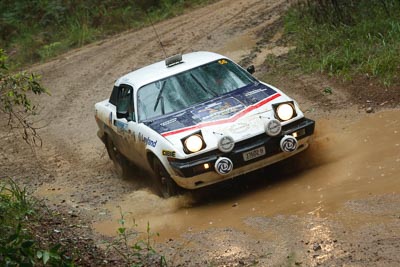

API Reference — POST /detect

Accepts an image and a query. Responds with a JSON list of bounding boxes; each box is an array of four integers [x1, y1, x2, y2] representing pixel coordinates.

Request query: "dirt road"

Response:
[[1, 0, 400, 266]]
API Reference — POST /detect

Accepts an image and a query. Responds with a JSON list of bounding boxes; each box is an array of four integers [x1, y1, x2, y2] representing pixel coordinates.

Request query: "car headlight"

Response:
[[183, 134, 205, 153], [275, 102, 296, 121]]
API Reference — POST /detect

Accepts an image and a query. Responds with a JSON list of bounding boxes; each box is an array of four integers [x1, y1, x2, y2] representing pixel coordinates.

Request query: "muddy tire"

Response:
[[152, 158, 179, 198], [105, 136, 131, 178]]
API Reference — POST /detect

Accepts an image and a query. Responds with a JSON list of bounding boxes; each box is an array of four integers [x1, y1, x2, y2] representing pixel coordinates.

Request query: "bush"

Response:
[[284, 0, 400, 85], [0, 49, 47, 146], [0, 179, 73, 266], [0, 0, 215, 67]]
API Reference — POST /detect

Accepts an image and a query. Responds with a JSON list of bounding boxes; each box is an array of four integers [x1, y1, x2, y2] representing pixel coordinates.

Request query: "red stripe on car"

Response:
[[161, 93, 281, 137]]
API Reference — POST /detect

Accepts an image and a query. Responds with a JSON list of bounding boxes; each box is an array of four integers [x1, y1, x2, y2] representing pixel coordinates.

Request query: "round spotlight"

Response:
[[265, 119, 282, 136], [276, 103, 294, 121], [218, 135, 235, 153], [184, 134, 204, 153]]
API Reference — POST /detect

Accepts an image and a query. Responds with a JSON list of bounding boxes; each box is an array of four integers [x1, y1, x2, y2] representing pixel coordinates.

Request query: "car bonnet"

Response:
[[142, 83, 288, 139]]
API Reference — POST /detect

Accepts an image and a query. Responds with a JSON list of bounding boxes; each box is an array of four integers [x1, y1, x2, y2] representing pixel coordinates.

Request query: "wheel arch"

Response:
[[146, 151, 157, 171], [146, 150, 170, 173], [103, 125, 115, 141]]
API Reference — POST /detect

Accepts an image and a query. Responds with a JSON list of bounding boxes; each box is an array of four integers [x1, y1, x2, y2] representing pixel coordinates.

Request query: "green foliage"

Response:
[[284, 0, 400, 85], [38, 42, 65, 59], [0, 179, 74, 266], [0, 0, 215, 66], [0, 49, 48, 145], [107, 208, 167, 266], [0, 50, 46, 113], [323, 87, 333, 95]]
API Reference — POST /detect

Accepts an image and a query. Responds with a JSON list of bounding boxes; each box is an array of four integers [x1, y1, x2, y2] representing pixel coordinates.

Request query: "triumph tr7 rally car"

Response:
[[95, 51, 315, 198]]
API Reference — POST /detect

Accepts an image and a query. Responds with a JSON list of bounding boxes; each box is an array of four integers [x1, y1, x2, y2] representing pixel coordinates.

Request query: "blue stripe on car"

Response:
[[144, 84, 277, 134]]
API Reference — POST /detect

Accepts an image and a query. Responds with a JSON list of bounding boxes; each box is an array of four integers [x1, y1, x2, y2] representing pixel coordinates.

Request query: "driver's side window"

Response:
[[116, 84, 135, 121]]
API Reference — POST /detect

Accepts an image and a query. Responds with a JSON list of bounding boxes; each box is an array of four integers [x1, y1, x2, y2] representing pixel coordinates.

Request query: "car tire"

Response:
[[152, 158, 179, 198], [105, 136, 131, 178]]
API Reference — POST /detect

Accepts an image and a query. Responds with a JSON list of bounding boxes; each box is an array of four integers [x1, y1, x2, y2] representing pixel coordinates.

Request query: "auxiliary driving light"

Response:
[[218, 135, 235, 153], [280, 135, 298, 152], [265, 119, 282, 136]]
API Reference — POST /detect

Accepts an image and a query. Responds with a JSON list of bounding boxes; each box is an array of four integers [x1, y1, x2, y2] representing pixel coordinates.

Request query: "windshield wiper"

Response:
[[153, 80, 166, 114], [190, 73, 217, 97]]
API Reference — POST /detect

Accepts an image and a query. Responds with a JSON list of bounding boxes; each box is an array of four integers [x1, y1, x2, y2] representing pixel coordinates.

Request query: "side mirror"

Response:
[[247, 65, 255, 74]]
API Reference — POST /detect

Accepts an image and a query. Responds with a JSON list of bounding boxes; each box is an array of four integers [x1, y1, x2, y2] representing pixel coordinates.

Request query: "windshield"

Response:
[[137, 59, 256, 121]]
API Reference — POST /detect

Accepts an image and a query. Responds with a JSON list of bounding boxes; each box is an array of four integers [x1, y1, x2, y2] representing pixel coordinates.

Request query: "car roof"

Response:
[[114, 51, 227, 90]]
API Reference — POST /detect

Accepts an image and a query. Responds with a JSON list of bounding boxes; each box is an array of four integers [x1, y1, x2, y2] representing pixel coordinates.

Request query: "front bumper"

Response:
[[168, 117, 315, 188]]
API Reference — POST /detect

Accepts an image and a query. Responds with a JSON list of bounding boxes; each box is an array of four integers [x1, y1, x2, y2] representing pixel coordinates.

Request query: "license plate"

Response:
[[243, 146, 266, 161]]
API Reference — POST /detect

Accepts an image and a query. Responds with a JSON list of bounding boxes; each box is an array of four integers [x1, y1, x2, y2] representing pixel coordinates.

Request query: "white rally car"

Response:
[[95, 51, 315, 197]]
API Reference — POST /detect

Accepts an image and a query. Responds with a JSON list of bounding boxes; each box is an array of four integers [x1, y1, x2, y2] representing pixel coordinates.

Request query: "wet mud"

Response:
[[1, 0, 400, 265], [91, 110, 400, 265]]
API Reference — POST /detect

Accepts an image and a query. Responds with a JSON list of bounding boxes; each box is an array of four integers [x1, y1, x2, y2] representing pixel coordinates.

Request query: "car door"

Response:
[[113, 84, 143, 167]]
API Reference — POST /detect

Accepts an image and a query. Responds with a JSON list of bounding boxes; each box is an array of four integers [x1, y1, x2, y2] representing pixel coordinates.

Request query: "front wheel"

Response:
[[152, 158, 179, 198], [105, 137, 131, 178]]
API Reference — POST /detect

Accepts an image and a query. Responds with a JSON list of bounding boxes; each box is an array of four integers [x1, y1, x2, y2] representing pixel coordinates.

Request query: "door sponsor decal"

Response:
[[138, 133, 157, 147], [115, 120, 128, 133]]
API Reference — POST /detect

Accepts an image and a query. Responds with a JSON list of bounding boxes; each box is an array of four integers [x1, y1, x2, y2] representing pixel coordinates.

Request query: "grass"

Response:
[[0, 178, 73, 266], [106, 208, 167, 266], [0, 0, 216, 68], [0, 178, 166, 266], [282, 0, 400, 86]]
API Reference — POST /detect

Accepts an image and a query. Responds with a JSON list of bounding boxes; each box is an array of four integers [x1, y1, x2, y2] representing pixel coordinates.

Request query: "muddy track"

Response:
[[21, 0, 292, 207], [1, 0, 400, 266]]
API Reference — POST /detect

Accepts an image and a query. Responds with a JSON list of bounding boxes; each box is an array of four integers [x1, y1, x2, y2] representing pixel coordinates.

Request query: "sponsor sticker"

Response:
[[244, 88, 268, 97], [108, 112, 113, 126], [160, 118, 177, 127], [138, 133, 157, 147], [115, 120, 128, 133], [229, 122, 250, 134], [280, 135, 298, 152], [162, 150, 176, 157], [192, 97, 245, 122], [218, 136, 235, 153], [215, 157, 233, 175], [265, 119, 281, 136]]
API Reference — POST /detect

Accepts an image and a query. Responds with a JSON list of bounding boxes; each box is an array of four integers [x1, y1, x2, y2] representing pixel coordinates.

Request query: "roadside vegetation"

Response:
[[2, 1, 183, 261], [0, 49, 47, 146], [108, 209, 167, 266], [0, 0, 214, 68], [0, 179, 74, 266], [0, 178, 165, 266], [282, 0, 400, 85]]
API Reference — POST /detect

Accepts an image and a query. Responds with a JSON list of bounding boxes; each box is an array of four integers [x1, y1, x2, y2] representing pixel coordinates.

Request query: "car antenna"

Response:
[[145, 9, 167, 58]]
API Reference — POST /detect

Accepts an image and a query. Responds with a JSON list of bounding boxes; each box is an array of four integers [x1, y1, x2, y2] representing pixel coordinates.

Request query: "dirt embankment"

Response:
[[1, 0, 400, 266]]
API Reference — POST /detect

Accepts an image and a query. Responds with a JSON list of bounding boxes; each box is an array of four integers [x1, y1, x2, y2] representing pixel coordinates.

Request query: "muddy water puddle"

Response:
[[92, 110, 400, 240]]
